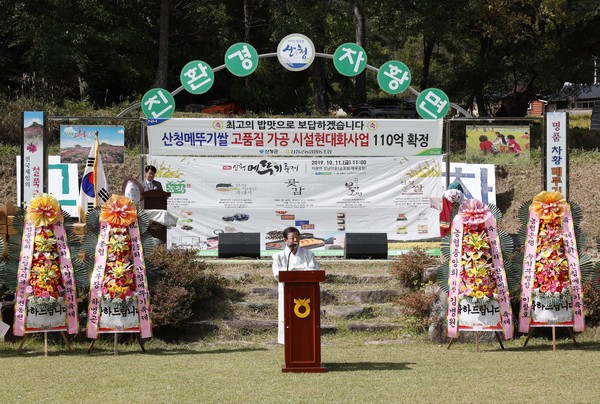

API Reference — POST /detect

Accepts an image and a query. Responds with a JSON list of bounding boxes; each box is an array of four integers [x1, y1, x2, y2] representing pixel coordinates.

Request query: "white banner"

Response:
[[17, 156, 79, 218], [21, 111, 46, 203], [148, 156, 443, 255], [545, 112, 567, 195], [147, 118, 443, 156], [444, 163, 496, 205], [99, 302, 140, 331], [459, 298, 501, 328]]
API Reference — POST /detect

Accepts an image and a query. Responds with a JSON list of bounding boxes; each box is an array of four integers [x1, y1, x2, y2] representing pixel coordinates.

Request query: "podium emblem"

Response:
[[293, 298, 311, 318]]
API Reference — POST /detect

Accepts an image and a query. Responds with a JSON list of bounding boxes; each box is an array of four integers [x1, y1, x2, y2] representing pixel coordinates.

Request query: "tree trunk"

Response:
[[311, 58, 329, 115], [153, 0, 170, 89], [476, 93, 489, 117], [353, 0, 366, 104], [244, 0, 251, 87], [420, 39, 435, 91]]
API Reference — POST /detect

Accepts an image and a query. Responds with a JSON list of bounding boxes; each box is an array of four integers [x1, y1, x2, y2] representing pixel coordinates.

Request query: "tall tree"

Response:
[[154, 0, 170, 89], [353, 0, 366, 104]]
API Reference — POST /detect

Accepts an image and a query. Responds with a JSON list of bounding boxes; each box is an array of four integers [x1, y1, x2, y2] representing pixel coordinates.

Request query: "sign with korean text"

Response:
[[21, 111, 47, 204], [180, 60, 215, 94], [417, 88, 450, 119], [378, 61, 411, 94], [142, 88, 175, 119], [443, 163, 496, 205], [225, 42, 259, 77], [146, 155, 443, 256], [277, 34, 315, 72], [16, 156, 78, 217], [545, 112, 567, 196], [147, 118, 443, 156], [334, 43, 367, 77], [459, 299, 502, 329]]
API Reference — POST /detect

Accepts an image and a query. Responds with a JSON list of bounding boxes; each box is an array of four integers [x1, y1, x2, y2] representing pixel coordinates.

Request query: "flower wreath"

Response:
[[13, 193, 78, 335], [86, 195, 152, 339], [518, 191, 592, 333], [440, 198, 514, 340]]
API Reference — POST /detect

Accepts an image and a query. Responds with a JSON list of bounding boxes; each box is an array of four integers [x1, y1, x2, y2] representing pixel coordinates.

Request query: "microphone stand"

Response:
[[286, 244, 297, 271]]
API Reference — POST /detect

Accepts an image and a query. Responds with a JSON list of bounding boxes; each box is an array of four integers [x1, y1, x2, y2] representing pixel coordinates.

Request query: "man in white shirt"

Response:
[[272, 226, 319, 344]]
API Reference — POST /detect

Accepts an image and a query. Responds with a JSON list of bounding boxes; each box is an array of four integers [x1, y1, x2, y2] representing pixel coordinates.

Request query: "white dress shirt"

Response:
[[272, 245, 319, 344]]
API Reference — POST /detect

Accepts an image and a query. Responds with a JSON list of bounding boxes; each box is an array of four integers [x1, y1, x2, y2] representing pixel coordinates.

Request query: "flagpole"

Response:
[[93, 131, 99, 208]]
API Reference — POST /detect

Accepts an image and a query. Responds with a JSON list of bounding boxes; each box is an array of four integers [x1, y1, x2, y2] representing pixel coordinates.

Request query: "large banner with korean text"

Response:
[[147, 118, 443, 156], [147, 155, 443, 256]]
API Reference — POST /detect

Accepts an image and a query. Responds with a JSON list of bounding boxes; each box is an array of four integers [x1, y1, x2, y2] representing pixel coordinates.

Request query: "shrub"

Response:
[[149, 245, 227, 329], [583, 282, 600, 327], [389, 247, 438, 290], [397, 287, 438, 332]]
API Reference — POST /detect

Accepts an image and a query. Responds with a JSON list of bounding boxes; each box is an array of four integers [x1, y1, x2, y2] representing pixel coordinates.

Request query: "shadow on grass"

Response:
[[83, 346, 268, 356], [146, 346, 268, 355], [0, 344, 267, 357], [501, 339, 600, 352], [324, 361, 415, 372]]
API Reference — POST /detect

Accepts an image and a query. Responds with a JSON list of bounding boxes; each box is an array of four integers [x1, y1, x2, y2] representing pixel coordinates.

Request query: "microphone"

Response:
[[286, 243, 297, 271]]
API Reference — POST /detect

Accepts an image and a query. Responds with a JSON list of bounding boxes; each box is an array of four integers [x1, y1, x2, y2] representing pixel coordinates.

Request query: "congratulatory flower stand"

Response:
[[11, 194, 79, 356], [441, 199, 513, 352], [86, 195, 153, 355], [518, 191, 592, 351]]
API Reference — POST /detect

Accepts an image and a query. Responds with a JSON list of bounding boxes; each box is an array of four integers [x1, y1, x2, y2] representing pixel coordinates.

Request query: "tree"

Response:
[[353, 0, 366, 104], [154, 0, 170, 89]]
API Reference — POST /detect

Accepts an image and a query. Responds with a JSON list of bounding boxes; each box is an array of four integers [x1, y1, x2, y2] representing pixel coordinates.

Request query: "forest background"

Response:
[[1, 0, 600, 246], [0, 0, 599, 130]]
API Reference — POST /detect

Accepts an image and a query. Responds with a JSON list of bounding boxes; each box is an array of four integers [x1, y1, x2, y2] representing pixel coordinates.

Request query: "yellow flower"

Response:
[[34, 234, 57, 252], [465, 233, 489, 250], [107, 234, 130, 253], [27, 193, 60, 227], [532, 191, 566, 220], [475, 290, 484, 299]]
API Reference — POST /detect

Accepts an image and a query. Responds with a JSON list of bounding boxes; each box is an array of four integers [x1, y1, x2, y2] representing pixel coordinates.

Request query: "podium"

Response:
[[142, 189, 171, 243], [278, 270, 326, 373]]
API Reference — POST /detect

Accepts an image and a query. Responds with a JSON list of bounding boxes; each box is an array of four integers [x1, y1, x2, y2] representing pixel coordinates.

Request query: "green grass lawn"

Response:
[[2, 331, 600, 403]]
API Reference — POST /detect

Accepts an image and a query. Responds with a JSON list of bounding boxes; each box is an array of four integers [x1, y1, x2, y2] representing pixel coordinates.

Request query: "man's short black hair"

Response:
[[145, 165, 157, 174], [283, 226, 300, 240]]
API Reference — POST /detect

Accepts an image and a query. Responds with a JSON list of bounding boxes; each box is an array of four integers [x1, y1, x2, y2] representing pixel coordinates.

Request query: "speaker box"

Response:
[[344, 233, 388, 259], [218, 232, 260, 258]]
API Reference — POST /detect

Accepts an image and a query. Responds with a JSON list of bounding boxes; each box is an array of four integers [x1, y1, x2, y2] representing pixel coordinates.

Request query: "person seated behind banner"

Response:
[[272, 226, 319, 344], [143, 165, 163, 191], [439, 182, 465, 238]]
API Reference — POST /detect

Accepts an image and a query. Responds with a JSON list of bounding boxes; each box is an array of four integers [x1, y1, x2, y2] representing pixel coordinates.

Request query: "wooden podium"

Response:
[[279, 270, 326, 373], [142, 189, 171, 243]]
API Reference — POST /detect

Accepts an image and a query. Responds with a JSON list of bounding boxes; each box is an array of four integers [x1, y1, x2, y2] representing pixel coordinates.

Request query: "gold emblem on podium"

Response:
[[293, 298, 311, 318]]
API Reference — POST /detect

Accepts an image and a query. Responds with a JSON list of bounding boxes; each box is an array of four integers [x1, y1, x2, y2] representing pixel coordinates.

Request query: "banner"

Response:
[[78, 133, 110, 219], [60, 125, 125, 164], [21, 111, 47, 204], [147, 155, 443, 256], [147, 118, 443, 156], [466, 125, 530, 164], [443, 163, 496, 205], [545, 112, 567, 195], [17, 156, 79, 217]]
